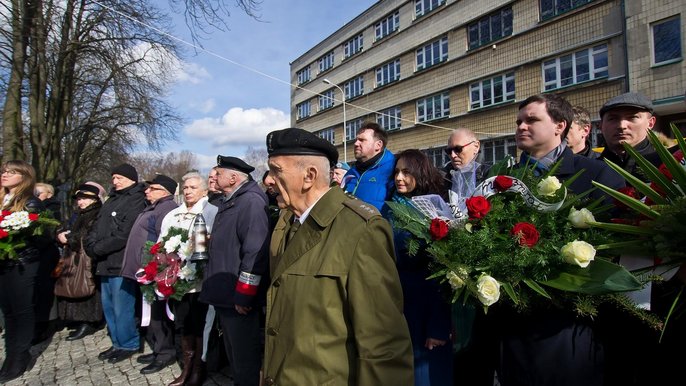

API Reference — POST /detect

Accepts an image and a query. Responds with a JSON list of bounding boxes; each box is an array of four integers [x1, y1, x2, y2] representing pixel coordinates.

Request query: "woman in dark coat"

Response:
[[55, 183, 104, 340], [0, 160, 55, 382], [386, 149, 453, 386]]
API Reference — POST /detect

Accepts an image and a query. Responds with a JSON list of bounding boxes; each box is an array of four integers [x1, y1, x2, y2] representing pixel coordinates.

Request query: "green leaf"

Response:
[[541, 258, 642, 294], [523, 279, 551, 299], [587, 221, 655, 235], [601, 159, 668, 205], [501, 282, 519, 304], [624, 142, 681, 198], [647, 129, 686, 194], [591, 182, 661, 219]]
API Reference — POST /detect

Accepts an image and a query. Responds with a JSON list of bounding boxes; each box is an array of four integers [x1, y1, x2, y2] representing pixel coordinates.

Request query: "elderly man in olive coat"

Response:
[[262, 128, 413, 385]]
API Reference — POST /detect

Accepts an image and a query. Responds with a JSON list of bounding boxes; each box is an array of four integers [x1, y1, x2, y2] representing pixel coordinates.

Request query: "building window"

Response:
[[296, 66, 311, 85], [481, 136, 517, 164], [375, 11, 400, 41], [344, 76, 364, 100], [317, 127, 335, 145], [377, 106, 402, 131], [542, 44, 608, 91], [468, 7, 513, 50], [319, 89, 336, 111], [470, 72, 515, 109], [318, 51, 335, 73], [540, 0, 594, 20], [297, 101, 311, 120], [422, 147, 450, 168], [416, 36, 448, 71], [346, 119, 363, 142], [376, 59, 401, 87], [344, 34, 364, 59], [415, 0, 446, 18], [416, 92, 450, 122], [652, 16, 682, 65]]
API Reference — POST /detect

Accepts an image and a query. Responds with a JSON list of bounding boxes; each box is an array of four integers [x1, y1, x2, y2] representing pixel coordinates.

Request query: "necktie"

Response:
[[286, 218, 300, 246]]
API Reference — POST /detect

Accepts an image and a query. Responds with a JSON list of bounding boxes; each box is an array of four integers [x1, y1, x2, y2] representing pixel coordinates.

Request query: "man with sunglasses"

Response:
[[442, 128, 490, 215]]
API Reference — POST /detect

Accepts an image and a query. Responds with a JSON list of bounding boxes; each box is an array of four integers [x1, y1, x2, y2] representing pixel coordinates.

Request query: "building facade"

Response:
[[290, 0, 685, 166]]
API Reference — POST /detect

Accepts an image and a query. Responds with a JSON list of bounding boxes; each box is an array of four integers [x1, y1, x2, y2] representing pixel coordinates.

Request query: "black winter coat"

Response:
[[85, 183, 146, 276]]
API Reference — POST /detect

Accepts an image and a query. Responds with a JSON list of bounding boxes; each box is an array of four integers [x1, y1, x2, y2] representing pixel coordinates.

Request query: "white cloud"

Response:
[[196, 98, 216, 114], [173, 62, 211, 85], [184, 107, 290, 148]]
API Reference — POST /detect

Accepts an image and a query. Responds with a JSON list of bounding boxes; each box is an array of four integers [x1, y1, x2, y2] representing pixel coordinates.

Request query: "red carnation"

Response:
[[429, 218, 449, 240], [0, 229, 8, 239], [157, 282, 174, 298], [494, 175, 513, 192], [1, 211, 10, 216], [465, 196, 491, 219], [614, 186, 638, 210], [150, 242, 161, 255], [143, 261, 159, 281], [28, 213, 39, 221], [510, 222, 540, 248]]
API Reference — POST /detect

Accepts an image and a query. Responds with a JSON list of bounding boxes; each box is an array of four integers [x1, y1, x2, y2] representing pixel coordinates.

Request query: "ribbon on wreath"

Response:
[[473, 176, 566, 213]]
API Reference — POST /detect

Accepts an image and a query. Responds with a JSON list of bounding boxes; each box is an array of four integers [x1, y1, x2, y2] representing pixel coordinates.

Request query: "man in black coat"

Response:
[[199, 155, 270, 386], [85, 163, 146, 363]]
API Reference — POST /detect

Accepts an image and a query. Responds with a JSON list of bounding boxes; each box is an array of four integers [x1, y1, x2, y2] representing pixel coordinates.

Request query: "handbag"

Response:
[[54, 242, 96, 298]]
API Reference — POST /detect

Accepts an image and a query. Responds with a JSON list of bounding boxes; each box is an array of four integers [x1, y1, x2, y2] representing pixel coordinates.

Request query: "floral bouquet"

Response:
[[0, 210, 60, 260], [136, 226, 204, 303], [388, 161, 643, 316]]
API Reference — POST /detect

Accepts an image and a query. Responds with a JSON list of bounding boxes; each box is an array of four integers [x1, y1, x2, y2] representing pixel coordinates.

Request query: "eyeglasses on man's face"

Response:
[[146, 185, 167, 192], [443, 141, 476, 156]]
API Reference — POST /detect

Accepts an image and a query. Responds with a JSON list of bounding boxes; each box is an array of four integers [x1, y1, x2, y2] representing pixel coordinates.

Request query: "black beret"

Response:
[[145, 174, 178, 195], [216, 155, 255, 174], [266, 128, 338, 165], [72, 183, 100, 200], [600, 92, 654, 117]]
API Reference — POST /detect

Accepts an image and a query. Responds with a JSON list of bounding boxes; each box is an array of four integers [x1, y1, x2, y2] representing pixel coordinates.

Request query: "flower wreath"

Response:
[[0, 210, 60, 260]]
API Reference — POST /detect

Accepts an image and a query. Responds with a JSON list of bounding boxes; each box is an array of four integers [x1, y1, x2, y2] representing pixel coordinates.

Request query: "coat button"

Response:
[[266, 327, 278, 336], [273, 279, 280, 287], [264, 377, 275, 385]]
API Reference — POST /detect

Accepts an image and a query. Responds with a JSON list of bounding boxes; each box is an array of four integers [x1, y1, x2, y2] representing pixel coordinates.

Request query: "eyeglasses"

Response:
[[146, 186, 167, 192], [1, 169, 20, 175], [443, 141, 476, 155]]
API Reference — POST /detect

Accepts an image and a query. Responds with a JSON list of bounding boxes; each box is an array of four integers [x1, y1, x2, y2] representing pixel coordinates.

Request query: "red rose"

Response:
[[673, 150, 684, 163], [650, 181, 665, 197], [157, 282, 174, 297], [510, 222, 540, 248], [0, 229, 8, 239], [150, 242, 161, 255], [429, 218, 449, 240], [143, 261, 158, 281], [614, 186, 638, 210], [1, 211, 10, 216], [493, 175, 513, 192], [28, 213, 39, 221], [658, 163, 672, 181], [465, 196, 491, 219]]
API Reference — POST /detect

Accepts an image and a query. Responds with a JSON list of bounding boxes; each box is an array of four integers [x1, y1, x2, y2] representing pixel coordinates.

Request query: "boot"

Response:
[[168, 336, 195, 386], [0, 351, 32, 383], [184, 337, 206, 386]]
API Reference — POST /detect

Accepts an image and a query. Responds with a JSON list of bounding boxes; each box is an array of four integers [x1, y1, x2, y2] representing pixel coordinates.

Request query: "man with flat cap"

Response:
[[599, 92, 661, 179], [199, 155, 269, 386], [120, 174, 179, 373], [262, 128, 413, 385]]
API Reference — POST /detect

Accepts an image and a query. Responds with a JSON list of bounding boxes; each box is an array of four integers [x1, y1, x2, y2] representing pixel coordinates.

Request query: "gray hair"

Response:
[[182, 172, 208, 190]]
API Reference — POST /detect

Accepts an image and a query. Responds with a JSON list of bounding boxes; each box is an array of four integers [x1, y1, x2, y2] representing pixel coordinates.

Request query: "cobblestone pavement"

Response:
[[0, 327, 234, 385]]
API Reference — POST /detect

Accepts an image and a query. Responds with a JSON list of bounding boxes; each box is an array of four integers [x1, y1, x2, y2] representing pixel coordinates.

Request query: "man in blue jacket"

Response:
[[343, 122, 395, 211]]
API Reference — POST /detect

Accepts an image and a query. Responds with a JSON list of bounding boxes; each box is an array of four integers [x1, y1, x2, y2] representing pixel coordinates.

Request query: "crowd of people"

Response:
[[0, 90, 683, 385]]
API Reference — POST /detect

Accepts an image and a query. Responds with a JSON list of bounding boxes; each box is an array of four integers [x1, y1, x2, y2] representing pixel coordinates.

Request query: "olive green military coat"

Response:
[[263, 187, 414, 385]]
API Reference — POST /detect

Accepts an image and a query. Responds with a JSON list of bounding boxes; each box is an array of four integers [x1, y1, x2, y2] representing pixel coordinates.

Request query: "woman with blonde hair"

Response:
[[0, 160, 53, 382]]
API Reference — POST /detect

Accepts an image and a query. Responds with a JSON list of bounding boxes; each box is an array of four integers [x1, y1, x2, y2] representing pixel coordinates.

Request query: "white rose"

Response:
[[476, 275, 501, 306], [537, 176, 562, 197], [164, 235, 183, 253], [561, 240, 596, 268], [178, 262, 197, 281], [568, 207, 595, 229], [446, 270, 465, 289]]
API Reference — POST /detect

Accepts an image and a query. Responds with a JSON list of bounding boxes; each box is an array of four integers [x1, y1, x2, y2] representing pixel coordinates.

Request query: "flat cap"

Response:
[[145, 174, 178, 195], [216, 155, 255, 174], [600, 92, 654, 117], [266, 128, 338, 165]]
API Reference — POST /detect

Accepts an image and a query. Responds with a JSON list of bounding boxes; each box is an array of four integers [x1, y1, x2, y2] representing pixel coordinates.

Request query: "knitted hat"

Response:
[[111, 163, 138, 182]]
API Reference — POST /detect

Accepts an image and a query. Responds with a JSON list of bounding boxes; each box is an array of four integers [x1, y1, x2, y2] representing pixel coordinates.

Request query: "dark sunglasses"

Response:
[[443, 141, 476, 155]]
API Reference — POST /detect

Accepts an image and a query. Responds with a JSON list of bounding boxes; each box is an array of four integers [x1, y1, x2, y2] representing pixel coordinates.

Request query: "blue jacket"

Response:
[[343, 148, 395, 212]]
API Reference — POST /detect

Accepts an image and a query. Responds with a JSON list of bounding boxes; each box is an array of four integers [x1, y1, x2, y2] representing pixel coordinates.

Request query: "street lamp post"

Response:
[[323, 79, 347, 163]]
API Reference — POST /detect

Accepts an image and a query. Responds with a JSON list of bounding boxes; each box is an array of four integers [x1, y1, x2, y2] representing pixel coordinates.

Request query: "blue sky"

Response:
[[162, 1, 375, 169]]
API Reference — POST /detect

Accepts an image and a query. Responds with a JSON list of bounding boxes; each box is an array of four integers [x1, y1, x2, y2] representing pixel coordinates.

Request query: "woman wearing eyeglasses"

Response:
[[442, 128, 491, 215], [0, 161, 53, 382]]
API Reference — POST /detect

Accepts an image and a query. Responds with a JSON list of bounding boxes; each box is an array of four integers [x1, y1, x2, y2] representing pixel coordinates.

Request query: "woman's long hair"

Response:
[[394, 149, 444, 197], [1, 160, 37, 211]]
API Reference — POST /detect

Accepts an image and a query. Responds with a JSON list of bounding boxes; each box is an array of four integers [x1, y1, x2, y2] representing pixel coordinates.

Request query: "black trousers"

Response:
[[216, 306, 262, 386], [145, 299, 176, 362], [0, 260, 40, 357], [170, 292, 208, 338]]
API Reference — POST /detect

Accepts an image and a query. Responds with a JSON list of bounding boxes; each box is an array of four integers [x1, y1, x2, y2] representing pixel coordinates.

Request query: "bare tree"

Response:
[[129, 150, 199, 183], [243, 145, 268, 182]]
